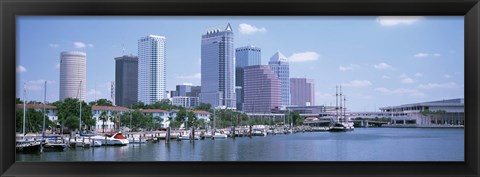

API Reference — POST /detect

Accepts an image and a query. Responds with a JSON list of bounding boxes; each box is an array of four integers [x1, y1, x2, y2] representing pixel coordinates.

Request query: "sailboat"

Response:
[[16, 83, 42, 153], [329, 85, 354, 132], [42, 81, 68, 151]]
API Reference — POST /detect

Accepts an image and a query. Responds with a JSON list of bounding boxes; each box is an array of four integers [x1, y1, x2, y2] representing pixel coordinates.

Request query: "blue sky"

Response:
[[16, 16, 464, 111]]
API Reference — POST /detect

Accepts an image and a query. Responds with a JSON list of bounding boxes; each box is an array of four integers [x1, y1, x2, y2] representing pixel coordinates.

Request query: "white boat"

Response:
[[329, 122, 354, 132], [252, 129, 267, 136], [203, 132, 213, 139], [91, 132, 129, 146], [92, 140, 102, 147], [212, 132, 227, 139]]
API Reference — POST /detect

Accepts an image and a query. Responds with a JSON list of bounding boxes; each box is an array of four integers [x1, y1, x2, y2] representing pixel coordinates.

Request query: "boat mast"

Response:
[[343, 96, 346, 123], [23, 83, 26, 138], [335, 85, 339, 122], [42, 80, 46, 139], [79, 81, 82, 134], [339, 85, 343, 122]]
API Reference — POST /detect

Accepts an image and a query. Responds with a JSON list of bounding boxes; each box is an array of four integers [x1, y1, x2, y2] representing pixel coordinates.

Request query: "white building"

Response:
[[141, 109, 171, 128], [91, 105, 129, 133], [59, 51, 86, 101], [379, 98, 464, 126], [171, 96, 199, 109], [138, 35, 167, 105]]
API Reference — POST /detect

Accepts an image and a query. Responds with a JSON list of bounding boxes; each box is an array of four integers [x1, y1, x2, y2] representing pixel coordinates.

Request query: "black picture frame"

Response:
[[1, 0, 479, 176]]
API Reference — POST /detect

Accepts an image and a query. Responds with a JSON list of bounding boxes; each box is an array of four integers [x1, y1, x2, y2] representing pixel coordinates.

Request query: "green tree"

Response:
[[195, 103, 212, 112], [99, 111, 110, 133], [89, 98, 113, 106], [186, 111, 198, 129], [55, 98, 94, 132], [16, 98, 23, 104], [175, 109, 187, 127], [15, 108, 52, 133]]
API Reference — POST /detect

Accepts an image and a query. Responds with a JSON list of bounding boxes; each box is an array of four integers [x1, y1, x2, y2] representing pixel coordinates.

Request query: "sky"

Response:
[[16, 16, 464, 111]]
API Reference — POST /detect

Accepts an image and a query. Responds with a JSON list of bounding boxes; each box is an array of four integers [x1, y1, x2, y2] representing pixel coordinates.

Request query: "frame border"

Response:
[[1, 0, 479, 176]]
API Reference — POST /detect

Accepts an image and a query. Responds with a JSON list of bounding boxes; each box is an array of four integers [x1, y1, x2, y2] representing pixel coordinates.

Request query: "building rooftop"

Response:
[[269, 51, 288, 62]]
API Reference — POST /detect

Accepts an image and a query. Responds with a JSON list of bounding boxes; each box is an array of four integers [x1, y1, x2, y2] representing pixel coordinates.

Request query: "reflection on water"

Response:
[[17, 128, 464, 161]]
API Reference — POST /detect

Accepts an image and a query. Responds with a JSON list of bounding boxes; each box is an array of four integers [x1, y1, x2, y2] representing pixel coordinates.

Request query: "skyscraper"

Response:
[[269, 51, 290, 108], [111, 81, 115, 106], [115, 55, 138, 107], [235, 45, 261, 111], [243, 65, 281, 113], [290, 78, 315, 106], [138, 35, 166, 105], [59, 51, 86, 102], [200, 23, 236, 109]]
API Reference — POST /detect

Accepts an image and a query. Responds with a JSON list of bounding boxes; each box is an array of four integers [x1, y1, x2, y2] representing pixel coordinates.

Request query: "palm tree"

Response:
[[99, 111, 110, 133], [112, 111, 120, 131]]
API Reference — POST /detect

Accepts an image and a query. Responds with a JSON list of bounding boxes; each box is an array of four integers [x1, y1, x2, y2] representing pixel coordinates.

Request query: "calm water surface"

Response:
[[17, 128, 464, 161]]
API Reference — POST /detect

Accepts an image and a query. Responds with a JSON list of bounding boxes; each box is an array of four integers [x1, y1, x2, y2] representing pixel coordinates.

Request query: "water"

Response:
[[16, 128, 464, 161]]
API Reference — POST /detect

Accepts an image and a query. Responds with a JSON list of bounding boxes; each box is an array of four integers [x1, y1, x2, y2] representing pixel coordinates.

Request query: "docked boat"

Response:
[[16, 139, 42, 153], [43, 135, 68, 151], [91, 132, 129, 146], [252, 129, 267, 136], [212, 132, 227, 139], [329, 122, 354, 132]]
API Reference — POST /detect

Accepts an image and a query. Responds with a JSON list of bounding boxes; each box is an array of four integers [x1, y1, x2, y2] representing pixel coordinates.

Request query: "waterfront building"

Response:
[[59, 51, 86, 102], [138, 35, 167, 105], [15, 104, 58, 122], [91, 105, 129, 133], [243, 65, 281, 113], [286, 105, 326, 114], [379, 98, 464, 126], [171, 96, 199, 109], [290, 78, 315, 106], [141, 109, 170, 128], [235, 45, 261, 111], [200, 23, 236, 109], [268, 51, 290, 108]]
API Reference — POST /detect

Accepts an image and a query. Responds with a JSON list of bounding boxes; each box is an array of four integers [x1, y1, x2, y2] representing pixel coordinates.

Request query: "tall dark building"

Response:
[[115, 55, 138, 107]]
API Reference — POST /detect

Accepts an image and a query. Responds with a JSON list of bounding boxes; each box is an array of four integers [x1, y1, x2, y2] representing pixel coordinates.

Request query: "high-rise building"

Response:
[[138, 35, 166, 105], [111, 81, 115, 106], [176, 83, 201, 97], [59, 51, 86, 102], [115, 55, 138, 107], [235, 45, 261, 111], [268, 51, 290, 108], [200, 23, 236, 109], [290, 78, 315, 106], [243, 65, 281, 113]]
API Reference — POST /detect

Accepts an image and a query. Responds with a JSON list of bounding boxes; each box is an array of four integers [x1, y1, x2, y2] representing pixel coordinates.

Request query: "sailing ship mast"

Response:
[[23, 83, 26, 138]]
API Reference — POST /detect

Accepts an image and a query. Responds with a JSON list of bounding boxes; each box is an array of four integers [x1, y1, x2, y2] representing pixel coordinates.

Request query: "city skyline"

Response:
[[16, 16, 464, 111]]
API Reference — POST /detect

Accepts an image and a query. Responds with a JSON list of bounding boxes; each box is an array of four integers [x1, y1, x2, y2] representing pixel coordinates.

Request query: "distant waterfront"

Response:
[[17, 128, 464, 161]]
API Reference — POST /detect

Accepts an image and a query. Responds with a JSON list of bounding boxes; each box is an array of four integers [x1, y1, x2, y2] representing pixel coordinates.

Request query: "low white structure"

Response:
[[141, 109, 170, 128], [91, 105, 129, 133], [379, 98, 464, 126]]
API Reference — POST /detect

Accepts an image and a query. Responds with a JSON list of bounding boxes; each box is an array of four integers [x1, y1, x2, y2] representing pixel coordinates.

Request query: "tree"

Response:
[[186, 111, 198, 129], [289, 112, 301, 126], [16, 98, 23, 104], [195, 103, 212, 112], [99, 111, 110, 133], [89, 99, 113, 106], [16, 108, 52, 133], [55, 98, 94, 132], [175, 109, 187, 127]]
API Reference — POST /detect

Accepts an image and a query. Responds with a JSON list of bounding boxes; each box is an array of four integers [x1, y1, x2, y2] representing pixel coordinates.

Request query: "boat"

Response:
[[91, 132, 129, 146], [329, 122, 355, 132], [328, 85, 355, 132], [43, 135, 68, 151], [16, 85, 42, 153], [252, 129, 267, 136], [212, 132, 227, 139]]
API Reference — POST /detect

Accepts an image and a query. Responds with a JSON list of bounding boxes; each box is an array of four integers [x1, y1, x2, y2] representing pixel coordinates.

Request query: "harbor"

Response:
[[16, 128, 464, 161]]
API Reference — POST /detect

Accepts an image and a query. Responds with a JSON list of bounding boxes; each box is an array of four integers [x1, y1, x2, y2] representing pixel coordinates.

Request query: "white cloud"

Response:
[[56, 63, 60, 69], [418, 82, 462, 89], [376, 16, 424, 27], [444, 74, 452, 78], [343, 80, 372, 87], [414, 73, 423, 77], [401, 77, 415, 84], [16, 65, 27, 73], [414, 52, 441, 58], [373, 62, 392, 70], [238, 23, 267, 35], [338, 64, 359, 71], [288, 52, 320, 63], [382, 75, 391, 79], [176, 73, 201, 79], [375, 87, 425, 97], [74, 42, 94, 49], [49, 44, 60, 48]]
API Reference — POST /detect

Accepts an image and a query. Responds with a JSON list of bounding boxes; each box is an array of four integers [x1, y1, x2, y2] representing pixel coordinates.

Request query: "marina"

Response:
[[16, 127, 464, 161]]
